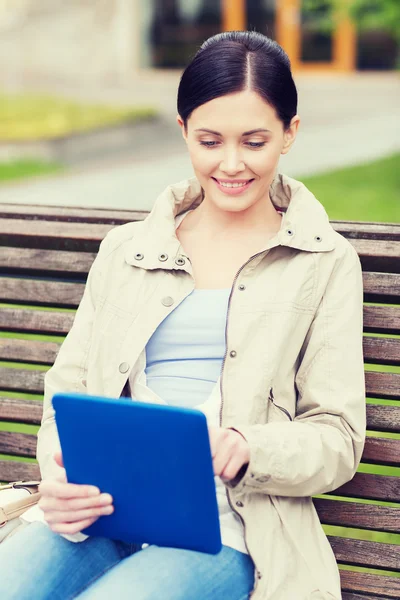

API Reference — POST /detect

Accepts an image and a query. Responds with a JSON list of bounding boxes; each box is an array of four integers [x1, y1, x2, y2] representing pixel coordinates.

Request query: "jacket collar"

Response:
[[124, 173, 336, 270]]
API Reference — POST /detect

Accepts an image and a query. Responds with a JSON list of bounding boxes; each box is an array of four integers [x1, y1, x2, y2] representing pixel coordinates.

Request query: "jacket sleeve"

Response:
[[36, 234, 111, 542], [226, 242, 366, 498]]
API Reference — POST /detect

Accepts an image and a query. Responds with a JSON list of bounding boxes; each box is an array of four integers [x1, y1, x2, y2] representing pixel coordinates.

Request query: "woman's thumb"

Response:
[[54, 450, 64, 468]]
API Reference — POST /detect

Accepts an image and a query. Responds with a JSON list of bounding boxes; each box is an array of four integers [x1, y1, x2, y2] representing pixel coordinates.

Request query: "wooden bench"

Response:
[[0, 203, 399, 599]]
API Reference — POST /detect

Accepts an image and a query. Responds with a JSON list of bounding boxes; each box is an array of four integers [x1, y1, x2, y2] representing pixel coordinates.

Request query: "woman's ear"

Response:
[[176, 114, 188, 141], [281, 115, 300, 155]]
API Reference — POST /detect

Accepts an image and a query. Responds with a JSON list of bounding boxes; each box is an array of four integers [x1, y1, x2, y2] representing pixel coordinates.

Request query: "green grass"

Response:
[[0, 92, 157, 141], [0, 159, 63, 182], [301, 153, 400, 223]]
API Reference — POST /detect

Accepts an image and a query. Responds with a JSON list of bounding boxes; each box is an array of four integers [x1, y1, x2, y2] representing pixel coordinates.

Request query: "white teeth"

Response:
[[218, 181, 248, 188]]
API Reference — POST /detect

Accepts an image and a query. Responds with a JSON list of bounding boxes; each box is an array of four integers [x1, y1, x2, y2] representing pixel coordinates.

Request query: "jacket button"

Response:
[[238, 284, 246, 291], [286, 229, 294, 236], [236, 501, 244, 508], [175, 256, 186, 266], [314, 236, 322, 242], [162, 296, 174, 307], [119, 362, 130, 374], [230, 350, 237, 358], [257, 570, 262, 579], [134, 253, 144, 260], [158, 253, 168, 262]]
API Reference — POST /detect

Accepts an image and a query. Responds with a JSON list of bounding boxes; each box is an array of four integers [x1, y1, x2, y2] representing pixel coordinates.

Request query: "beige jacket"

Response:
[[36, 174, 366, 599]]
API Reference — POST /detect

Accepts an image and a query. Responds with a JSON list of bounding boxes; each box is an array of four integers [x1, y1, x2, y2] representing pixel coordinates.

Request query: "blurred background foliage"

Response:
[[304, 0, 400, 42], [0, 93, 156, 141]]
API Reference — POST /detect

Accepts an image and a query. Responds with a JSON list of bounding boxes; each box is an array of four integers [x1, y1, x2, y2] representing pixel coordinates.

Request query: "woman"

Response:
[[0, 31, 365, 600]]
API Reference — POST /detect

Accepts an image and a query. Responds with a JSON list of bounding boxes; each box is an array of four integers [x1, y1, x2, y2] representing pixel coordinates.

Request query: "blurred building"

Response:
[[141, 0, 398, 72], [0, 0, 397, 90]]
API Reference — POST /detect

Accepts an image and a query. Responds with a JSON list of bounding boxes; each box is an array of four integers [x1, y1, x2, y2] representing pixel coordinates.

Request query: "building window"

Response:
[[140, 0, 221, 69], [300, 0, 333, 62], [246, 0, 276, 40]]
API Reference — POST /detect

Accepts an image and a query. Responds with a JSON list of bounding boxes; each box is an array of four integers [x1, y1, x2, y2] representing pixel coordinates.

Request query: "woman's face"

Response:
[[177, 89, 300, 214]]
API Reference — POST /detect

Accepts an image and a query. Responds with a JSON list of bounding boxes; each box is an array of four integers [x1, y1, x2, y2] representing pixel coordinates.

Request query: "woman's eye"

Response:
[[246, 142, 266, 148], [199, 141, 218, 147]]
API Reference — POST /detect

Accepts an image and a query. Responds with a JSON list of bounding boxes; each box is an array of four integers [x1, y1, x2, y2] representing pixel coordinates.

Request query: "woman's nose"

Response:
[[219, 149, 245, 175]]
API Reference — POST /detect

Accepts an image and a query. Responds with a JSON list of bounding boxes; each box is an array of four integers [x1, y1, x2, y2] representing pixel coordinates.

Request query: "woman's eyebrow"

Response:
[[194, 128, 271, 136]]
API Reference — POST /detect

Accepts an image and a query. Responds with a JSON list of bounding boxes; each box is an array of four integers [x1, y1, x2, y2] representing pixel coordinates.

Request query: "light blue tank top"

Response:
[[145, 288, 231, 408]]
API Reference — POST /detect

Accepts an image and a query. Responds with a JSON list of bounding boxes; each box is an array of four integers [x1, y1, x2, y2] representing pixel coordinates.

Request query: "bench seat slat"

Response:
[[366, 404, 400, 433], [1, 305, 399, 338], [1, 397, 398, 433], [0, 368, 45, 395], [0, 431, 36, 458], [329, 536, 400, 571], [342, 595, 393, 600], [1, 273, 398, 309], [0, 339, 60, 365], [365, 371, 400, 400], [0, 308, 74, 335], [363, 337, 400, 366], [0, 398, 42, 425], [0, 203, 147, 225], [333, 473, 400, 503], [0, 218, 112, 249], [313, 498, 400, 533], [0, 459, 40, 482], [363, 305, 400, 335], [0, 247, 95, 275], [0, 277, 85, 308], [362, 437, 400, 467], [363, 272, 400, 304], [340, 570, 400, 599], [349, 239, 400, 273]]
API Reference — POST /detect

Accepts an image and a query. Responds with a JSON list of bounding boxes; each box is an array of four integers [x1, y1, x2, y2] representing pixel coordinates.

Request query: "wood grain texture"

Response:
[[331, 221, 400, 241], [363, 272, 400, 304], [0, 277, 85, 307], [0, 203, 147, 225], [0, 218, 112, 252], [0, 338, 61, 364], [0, 459, 40, 482], [342, 594, 394, 600], [349, 239, 400, 273], [362, 437, 400, 467], [0, 367, 45, 394], [363, 337, 400, 366], [363, 305, 400, 335], [0, 246, 95, 276], [0, 431, 37, 458], [0, 398, 43, 424], [329, 536, 400, 571], [365, 371, 400, 400], [314, 497, 400, 532], [333, 472, 400, 503], [0, 307, 74, 335], [366, 404, 400, 433], [340, 569, 400, 599]]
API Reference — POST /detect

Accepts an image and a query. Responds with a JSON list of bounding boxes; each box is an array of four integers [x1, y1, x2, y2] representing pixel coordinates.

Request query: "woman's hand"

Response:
[[38, 451, 114, 535], [207, 426, 250, 482]]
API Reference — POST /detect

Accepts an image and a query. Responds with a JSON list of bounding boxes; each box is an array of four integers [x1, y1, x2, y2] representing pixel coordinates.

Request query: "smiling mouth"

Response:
[[212, 177, 254, 188]]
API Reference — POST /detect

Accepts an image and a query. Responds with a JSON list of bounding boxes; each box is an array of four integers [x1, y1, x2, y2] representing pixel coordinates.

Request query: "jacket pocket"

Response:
[[268, 387, 293, 422]]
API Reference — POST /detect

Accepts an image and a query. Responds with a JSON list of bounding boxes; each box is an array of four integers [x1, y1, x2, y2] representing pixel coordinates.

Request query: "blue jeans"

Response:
[[0, 522, 255, 599]]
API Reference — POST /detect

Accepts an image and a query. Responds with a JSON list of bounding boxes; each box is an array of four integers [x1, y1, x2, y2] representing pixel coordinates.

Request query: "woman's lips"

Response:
[[212, 177, 254, 196]]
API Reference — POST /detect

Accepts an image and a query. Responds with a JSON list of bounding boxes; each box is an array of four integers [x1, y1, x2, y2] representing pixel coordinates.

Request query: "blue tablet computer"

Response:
[[52, 392, 222, 554]]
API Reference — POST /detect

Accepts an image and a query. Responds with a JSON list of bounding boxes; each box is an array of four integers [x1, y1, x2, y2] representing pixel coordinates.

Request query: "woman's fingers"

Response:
[[39, 492, 113, 512], [39, 479, 100, 500], [54, 450, 64, 469], [45, 504, 114, 525], [48, 516, 100, 535]]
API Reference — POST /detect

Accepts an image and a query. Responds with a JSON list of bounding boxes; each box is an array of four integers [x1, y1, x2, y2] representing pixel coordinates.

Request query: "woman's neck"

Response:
[[180, 196, 282, 242]]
